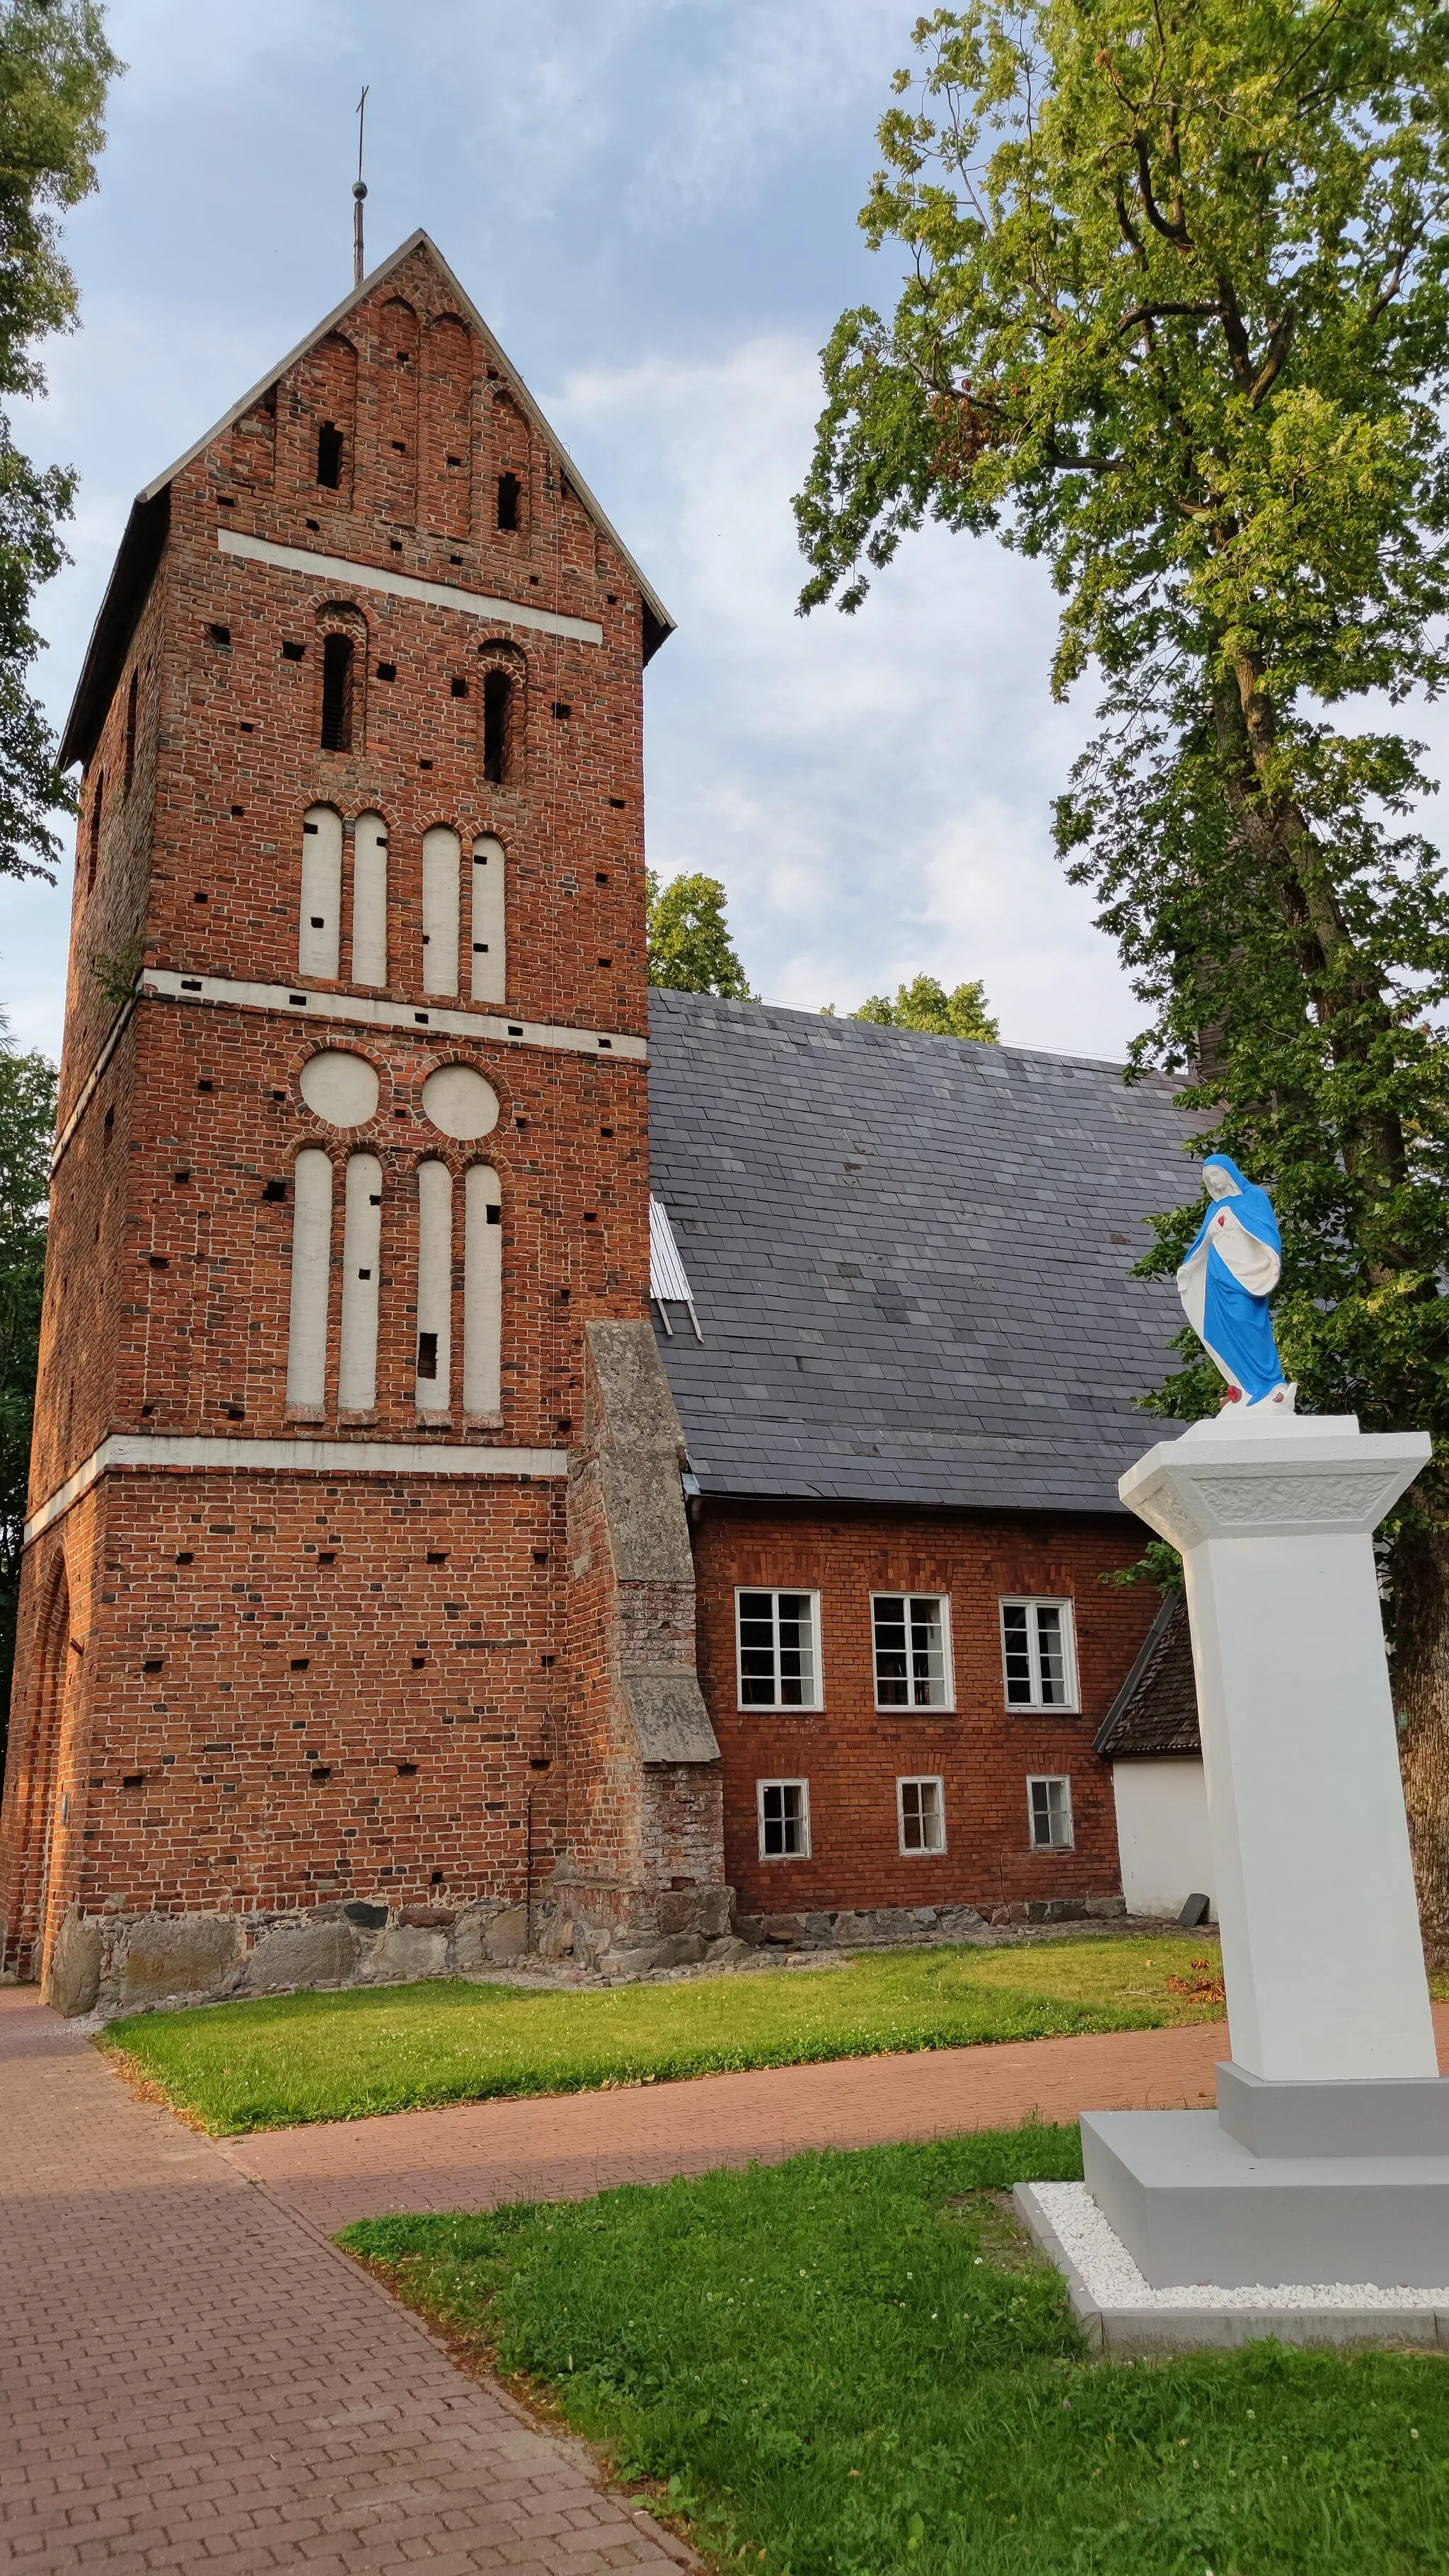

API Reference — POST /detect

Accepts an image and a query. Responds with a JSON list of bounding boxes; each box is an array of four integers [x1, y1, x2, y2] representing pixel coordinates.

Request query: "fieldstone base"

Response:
[[43, 1898, 546, 2021], [734, 1897, 1125, 1950]]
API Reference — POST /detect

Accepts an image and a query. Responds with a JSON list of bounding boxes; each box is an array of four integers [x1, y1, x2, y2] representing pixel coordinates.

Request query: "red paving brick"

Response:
[[225, 2001, 1449, 2231], [0, 1988, 692, 2573]]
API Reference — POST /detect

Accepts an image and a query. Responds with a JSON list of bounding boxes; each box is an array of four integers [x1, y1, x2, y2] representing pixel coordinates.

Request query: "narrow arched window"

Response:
[[463, 1164, 502, 1416], [471, 836, 506, 1005], [299, 805, 342, 979], [286, 1149, 333, 1411], [483, 669, 512, 782], [497, 472, 521, 531], [422, 825, 461, 995], [415, 1160, 453, 1412], [351, 812, 388, 986], [321, 633, 355, 751], [316, 422, 344, 489], [338, 1153, 381, 1410]]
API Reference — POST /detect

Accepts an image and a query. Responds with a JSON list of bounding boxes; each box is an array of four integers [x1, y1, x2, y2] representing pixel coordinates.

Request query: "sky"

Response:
[[6, 0, 1146, 1061]]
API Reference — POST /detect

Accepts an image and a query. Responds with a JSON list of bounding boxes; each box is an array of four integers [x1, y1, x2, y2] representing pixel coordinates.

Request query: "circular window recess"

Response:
[[422, 1063, 501, 1139], [299, 1049, 380, 1127]]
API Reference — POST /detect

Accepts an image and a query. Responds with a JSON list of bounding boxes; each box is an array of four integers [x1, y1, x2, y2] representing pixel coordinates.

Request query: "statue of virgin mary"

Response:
[[1177, 1154, 1293, 1411]]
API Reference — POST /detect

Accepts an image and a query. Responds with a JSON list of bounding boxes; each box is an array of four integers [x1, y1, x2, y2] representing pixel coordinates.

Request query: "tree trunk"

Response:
[[1389, 1514, 1449, 1963]]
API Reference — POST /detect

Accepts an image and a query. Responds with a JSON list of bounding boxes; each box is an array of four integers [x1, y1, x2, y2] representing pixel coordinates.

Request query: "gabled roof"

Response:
[[59, 230, 674, 769], [646, 989, 1199, 1515], [1094, 1591, 1201, 1758]]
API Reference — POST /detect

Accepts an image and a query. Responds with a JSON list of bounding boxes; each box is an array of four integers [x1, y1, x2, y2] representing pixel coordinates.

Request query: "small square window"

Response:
[[873, 1595, 952, 1709], [758, 1778, 810, 1860], [1028, 1775, 1074, 1850], [899, 1776, 946, 1854], [1000, 1598, 1078, 1710], [736, 1589, 821, 1710]]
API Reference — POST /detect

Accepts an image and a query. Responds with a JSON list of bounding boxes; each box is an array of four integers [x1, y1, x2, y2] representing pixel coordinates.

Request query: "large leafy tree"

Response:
[[853, 970, 1000, 1038], [646, 869, 755, 998], [796, 0, 1449, 1941], [0, 1034, 55, 1769], [0, 0, 118, 881]]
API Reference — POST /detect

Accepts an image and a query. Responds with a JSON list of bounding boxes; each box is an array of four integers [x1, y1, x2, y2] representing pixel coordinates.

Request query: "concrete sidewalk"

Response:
[[224, 2014, 1241, 2231], [0, 1987, 691, 2573]]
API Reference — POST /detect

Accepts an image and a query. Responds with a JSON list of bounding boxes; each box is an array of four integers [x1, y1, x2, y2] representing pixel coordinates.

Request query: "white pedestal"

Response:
[[1120, 1411, 1435, 2084]]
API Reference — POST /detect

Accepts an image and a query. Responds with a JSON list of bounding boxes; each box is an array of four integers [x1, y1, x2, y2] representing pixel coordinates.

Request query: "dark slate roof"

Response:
[[647, 989, 1199, 1515], [1094, 1593, 1201, 1757]]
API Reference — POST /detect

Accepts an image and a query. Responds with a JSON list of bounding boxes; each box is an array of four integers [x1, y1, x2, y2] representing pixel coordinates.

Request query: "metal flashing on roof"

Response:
[[59, 229, 674, 770], [650, 1194, 702, 1341]]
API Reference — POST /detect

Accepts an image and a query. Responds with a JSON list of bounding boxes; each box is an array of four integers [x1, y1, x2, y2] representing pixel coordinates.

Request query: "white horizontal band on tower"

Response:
[[142, 968, 647, 1060], [23, 1433, 570, 1547], [217, 529, 605, 644]]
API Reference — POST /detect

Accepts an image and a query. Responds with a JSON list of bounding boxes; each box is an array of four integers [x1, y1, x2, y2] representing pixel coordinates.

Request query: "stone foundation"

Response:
[[43, 1895, 543, 2021], [737, 1894, 1127, 1949]]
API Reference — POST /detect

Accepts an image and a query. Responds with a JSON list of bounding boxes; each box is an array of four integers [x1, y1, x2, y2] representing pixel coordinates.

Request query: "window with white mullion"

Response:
[[898, 1775, 946, 1854], [1028, 1775, 1074, 1849], [1000, 1597, 1078, 1710], [758, 1779, 811, 1859], [873, 1594, 952, 1709], [736, 1590, 821, 1710]]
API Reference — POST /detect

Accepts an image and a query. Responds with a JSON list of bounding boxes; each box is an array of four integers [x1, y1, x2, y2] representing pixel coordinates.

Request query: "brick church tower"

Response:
[[0, 234, 727, 2011]]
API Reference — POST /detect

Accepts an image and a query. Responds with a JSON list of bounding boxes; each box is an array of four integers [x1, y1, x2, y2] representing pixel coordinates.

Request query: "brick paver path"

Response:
[[225, 2002, 1449, 2233], [229, 2016, 1231, 2231], [0, 1987, 692, 2573]]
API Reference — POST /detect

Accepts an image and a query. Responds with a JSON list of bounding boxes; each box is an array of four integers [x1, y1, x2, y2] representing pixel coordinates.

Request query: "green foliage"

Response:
[[1102, 1537, 1184, 1595], [645, 868, 754, 998], [98, 1936, 1223, 2133], [853, 970, 1000, 1039], [0, 1029, 54, 1761], [796, 2, 1449, 1535], [0, 1, 119, 879], [345, 2127, 1449, 2574]]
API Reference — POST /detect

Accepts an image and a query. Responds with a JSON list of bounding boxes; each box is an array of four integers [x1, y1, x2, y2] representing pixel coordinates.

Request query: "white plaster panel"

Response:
[[299, 806, 342, 981], [351, 812, 388, 987], [422, 826, 461, 995], [299, 1049, 379, 1128], [422, 1063, 499, 1139], [338, 1153, 382, 1410], [416, 1159, 453, 1411], [285, 1148, 333, 1410], [463, 1163, 502, 1416], [471, 836, 506, 1005]]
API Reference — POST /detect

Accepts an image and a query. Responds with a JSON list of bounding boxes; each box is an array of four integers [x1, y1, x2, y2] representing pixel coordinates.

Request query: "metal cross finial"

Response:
[[353, 86, 369, 287]]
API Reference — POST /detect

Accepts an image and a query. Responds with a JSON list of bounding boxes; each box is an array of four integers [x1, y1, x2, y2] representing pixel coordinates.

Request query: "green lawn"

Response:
[[99, 1936, 1223, 2135], [343, 2124, 1449, 2576]]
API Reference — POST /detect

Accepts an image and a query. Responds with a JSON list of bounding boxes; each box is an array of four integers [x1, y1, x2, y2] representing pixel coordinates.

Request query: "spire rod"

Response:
[[353, 86, 369, 286]]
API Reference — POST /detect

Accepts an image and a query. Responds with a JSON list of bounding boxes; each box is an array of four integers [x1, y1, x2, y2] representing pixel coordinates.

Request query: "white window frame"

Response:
[[734, 1588, 823, 1712], [872, 1593, 954, 1711], [757, 1777, 812, 1861], [999, 1596, 1079, 1712], [897, 1774, 947, 1856], [1027, 1774, 1075, 1851]]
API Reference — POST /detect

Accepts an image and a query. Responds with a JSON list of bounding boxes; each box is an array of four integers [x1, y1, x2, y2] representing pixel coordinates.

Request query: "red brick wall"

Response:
[[691, 1498, 1160, 1919], [1, 241, 657, 1972]]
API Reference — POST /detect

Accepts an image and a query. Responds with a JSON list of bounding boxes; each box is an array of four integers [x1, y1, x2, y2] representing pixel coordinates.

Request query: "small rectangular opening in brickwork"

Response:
[[175, 1552, 192, 1564], [451, 675, 468, 698], [291, 1657, 310, 1672], [321, 633, 355, 751], [316, 422, 344, 488], [497, 472, 521, 530], [207, 623, 231, 648], [282, 640, 306, 662], [416, 1329, 439, 1379], [397, 1761, 417, 1775], [376, 662, 396, 681]]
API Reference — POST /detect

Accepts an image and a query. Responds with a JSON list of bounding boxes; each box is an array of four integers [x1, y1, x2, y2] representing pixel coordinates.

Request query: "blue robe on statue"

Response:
[[1176, 1154, 1288, 1405]]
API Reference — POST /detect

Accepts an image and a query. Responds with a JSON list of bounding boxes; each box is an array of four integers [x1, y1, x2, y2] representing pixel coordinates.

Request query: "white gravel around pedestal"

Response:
[[1032, 2183, 1449, 2309]]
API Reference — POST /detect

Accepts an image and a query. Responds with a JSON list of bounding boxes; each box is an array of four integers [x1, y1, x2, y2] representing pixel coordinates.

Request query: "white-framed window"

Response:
[[873, 1594, 953, 1709], [898, 1775, 946, 1854], [736, 1589, 821, 1710], [758, 1778, 811, 1859], [1028, 1775, 1074, 1850], [1000, 1598, 1078, 1710]]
